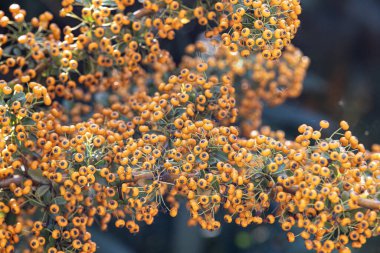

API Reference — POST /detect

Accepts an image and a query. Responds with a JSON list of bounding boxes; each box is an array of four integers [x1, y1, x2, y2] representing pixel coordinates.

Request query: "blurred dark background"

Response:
[[1, 1, 379, 252]]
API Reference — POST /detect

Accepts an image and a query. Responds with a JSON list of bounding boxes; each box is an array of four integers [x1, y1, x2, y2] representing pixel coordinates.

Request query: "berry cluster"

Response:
[[181, 41, 309, 135], [0, 2, 379, 253]]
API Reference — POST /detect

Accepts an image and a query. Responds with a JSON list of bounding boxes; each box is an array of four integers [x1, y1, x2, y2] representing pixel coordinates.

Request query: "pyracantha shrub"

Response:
[[0, 1, 379, 253]]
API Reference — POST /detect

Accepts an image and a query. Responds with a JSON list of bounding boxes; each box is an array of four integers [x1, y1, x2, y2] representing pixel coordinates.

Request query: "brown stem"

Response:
[[127, 172, 196, 183], [357, 198, 380, 210], [133, 9, 153, 19], [9, 61, 48, 85], [2, 173, 378, 210], [0, 175, 23, 188], [281, 185, 380, 210], [280, 185, 298, 194], [128, 173, 380, 210]]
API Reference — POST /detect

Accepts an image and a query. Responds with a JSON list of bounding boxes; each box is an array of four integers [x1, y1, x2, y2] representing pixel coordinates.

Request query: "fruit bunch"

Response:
[[0, 1, 378, 253]]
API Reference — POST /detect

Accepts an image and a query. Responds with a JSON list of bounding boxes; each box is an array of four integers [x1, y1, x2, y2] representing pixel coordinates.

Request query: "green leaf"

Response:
[[12, 47, 22, 56], [341, 191, 350, 202], [8, 92, 26, 105], [102, 0, 118, 7], [21, 117, 36, 126], [42, 190, 52, 203], [35, 185, 50, 197], [54, 196, 66, 205], [5, 212, 17, 224], [340, 225, 348, 234], [27, 197, 46, 207], [47, 236, 56, 249], [27, 168, 50, 184], [94, 174, 108, 186]]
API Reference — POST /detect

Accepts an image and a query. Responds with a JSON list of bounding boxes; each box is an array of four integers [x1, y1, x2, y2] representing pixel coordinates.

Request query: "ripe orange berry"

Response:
[[319, 120, 330, 129]]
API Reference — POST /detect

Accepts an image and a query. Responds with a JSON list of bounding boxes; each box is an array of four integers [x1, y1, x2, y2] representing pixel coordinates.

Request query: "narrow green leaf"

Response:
[[54, 196, 66, 205], [35, 185, 50, 197], [28, 168, 50, 184], [21, 117, 36, 126], [27, 197, 46, 207], [8, 92, 26, 104]]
